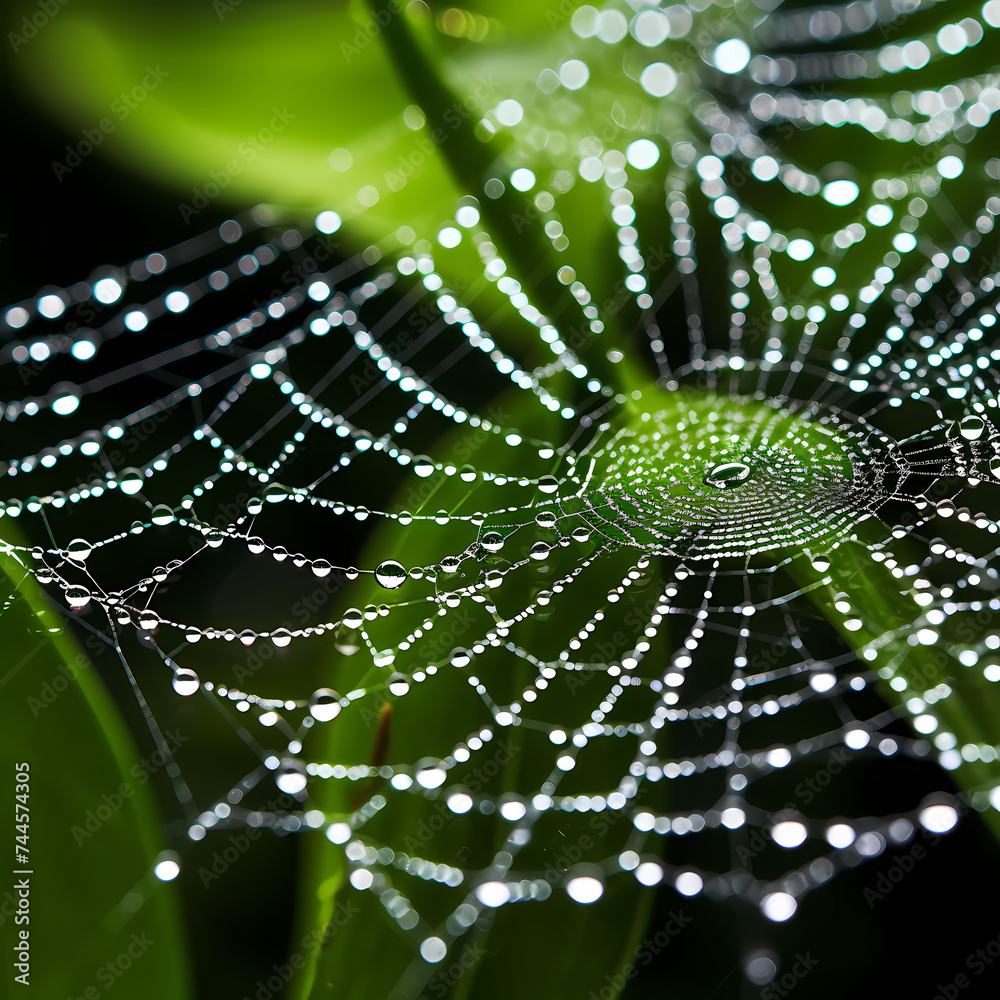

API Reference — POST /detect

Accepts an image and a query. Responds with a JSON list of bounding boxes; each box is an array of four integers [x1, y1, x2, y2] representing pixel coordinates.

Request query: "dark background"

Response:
[[5, 18, 1000, 1000]]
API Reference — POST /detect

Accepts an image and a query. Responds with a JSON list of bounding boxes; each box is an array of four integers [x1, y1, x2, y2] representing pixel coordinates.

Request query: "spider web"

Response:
[[6, 0, 1000, 994]]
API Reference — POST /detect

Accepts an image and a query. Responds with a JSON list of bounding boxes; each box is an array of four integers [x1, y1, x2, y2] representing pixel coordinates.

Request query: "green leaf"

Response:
[[288, 380, 666, 999], [0, 542, 190, 999]]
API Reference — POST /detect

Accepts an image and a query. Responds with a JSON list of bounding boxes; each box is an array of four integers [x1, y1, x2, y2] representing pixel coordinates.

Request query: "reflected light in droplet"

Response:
[[761, 891, 797, 921], [566, 876, 604, 903], [154, 858, 180, 881], [713, 39, 751, 74], [822, 180, 859, 206]]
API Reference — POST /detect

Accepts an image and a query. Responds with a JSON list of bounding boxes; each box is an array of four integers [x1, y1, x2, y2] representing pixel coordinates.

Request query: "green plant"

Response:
[[5, 1, 1000, 997]]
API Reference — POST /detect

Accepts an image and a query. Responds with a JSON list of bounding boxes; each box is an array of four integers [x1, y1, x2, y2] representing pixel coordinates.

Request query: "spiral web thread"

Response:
[[6, 0, 1000, 989]]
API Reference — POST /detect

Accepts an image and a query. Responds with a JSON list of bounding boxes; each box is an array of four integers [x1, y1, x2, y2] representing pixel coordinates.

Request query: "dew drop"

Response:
[[118, 468, 144, 495], [342, 608, 364, 629], [270, 628, 292, 648], [413, 456, 435, 478], [450, 647, 472, 668], [151, 505, 175, 526], [537, 475, 559, 494], [138, 610, 161, 629], [704, 460, 751, 489], [309, 688, 342, 722], [247, 496, 263, 515], [374, 559, 407, 589], [172, 668, 200, 697], [529, 541, 550, 560], [959, 415, 985, 440], [312, 559, 333, 578], [459, 464, 478, 483], [65, 585, 91, 609], [247, 536, 266, 555], [536, 510, 557, 529], [264, 483, 291, 503], [275, 759, 308, 795], [482, 531, 505, 553], [388, 672, 411, 696], [66, 537, 92, 562]]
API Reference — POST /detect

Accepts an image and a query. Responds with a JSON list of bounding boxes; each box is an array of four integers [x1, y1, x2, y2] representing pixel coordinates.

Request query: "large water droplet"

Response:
[[270, 628, 292, 647], [413, 456, 435, 478], [959, 415, 985, 440], [151, 505, 175, 526], [537, 475, 559, 494], [529, 541, 550, 560], [704, 461, 751, 489], [342, 608, 364, 629], [309, 688, 342, 722], [118, 468, 144, 495], [247, 496, 264, 515], [312, 559, 333, 578], [247, 536, 266, 554], [275, 759, 308, 795], [388, 672, 410, 696], [481, 531, 505, 553], [535, 510, 557, 529], [375, 560, 407, 589], [450, 648, 472, 668], [264, 482, 291, 503], [66, 538, 92, 562], [172, 668, 200, 697], [204, 529, 225, 548], [65, 585, 91, 609]]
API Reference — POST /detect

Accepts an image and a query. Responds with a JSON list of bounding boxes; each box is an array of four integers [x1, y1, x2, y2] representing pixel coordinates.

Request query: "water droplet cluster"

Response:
[[6, 0, 1000, 990]]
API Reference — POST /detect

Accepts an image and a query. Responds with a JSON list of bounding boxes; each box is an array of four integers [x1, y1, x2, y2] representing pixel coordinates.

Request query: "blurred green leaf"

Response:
[[0, 542, 190, 999]]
